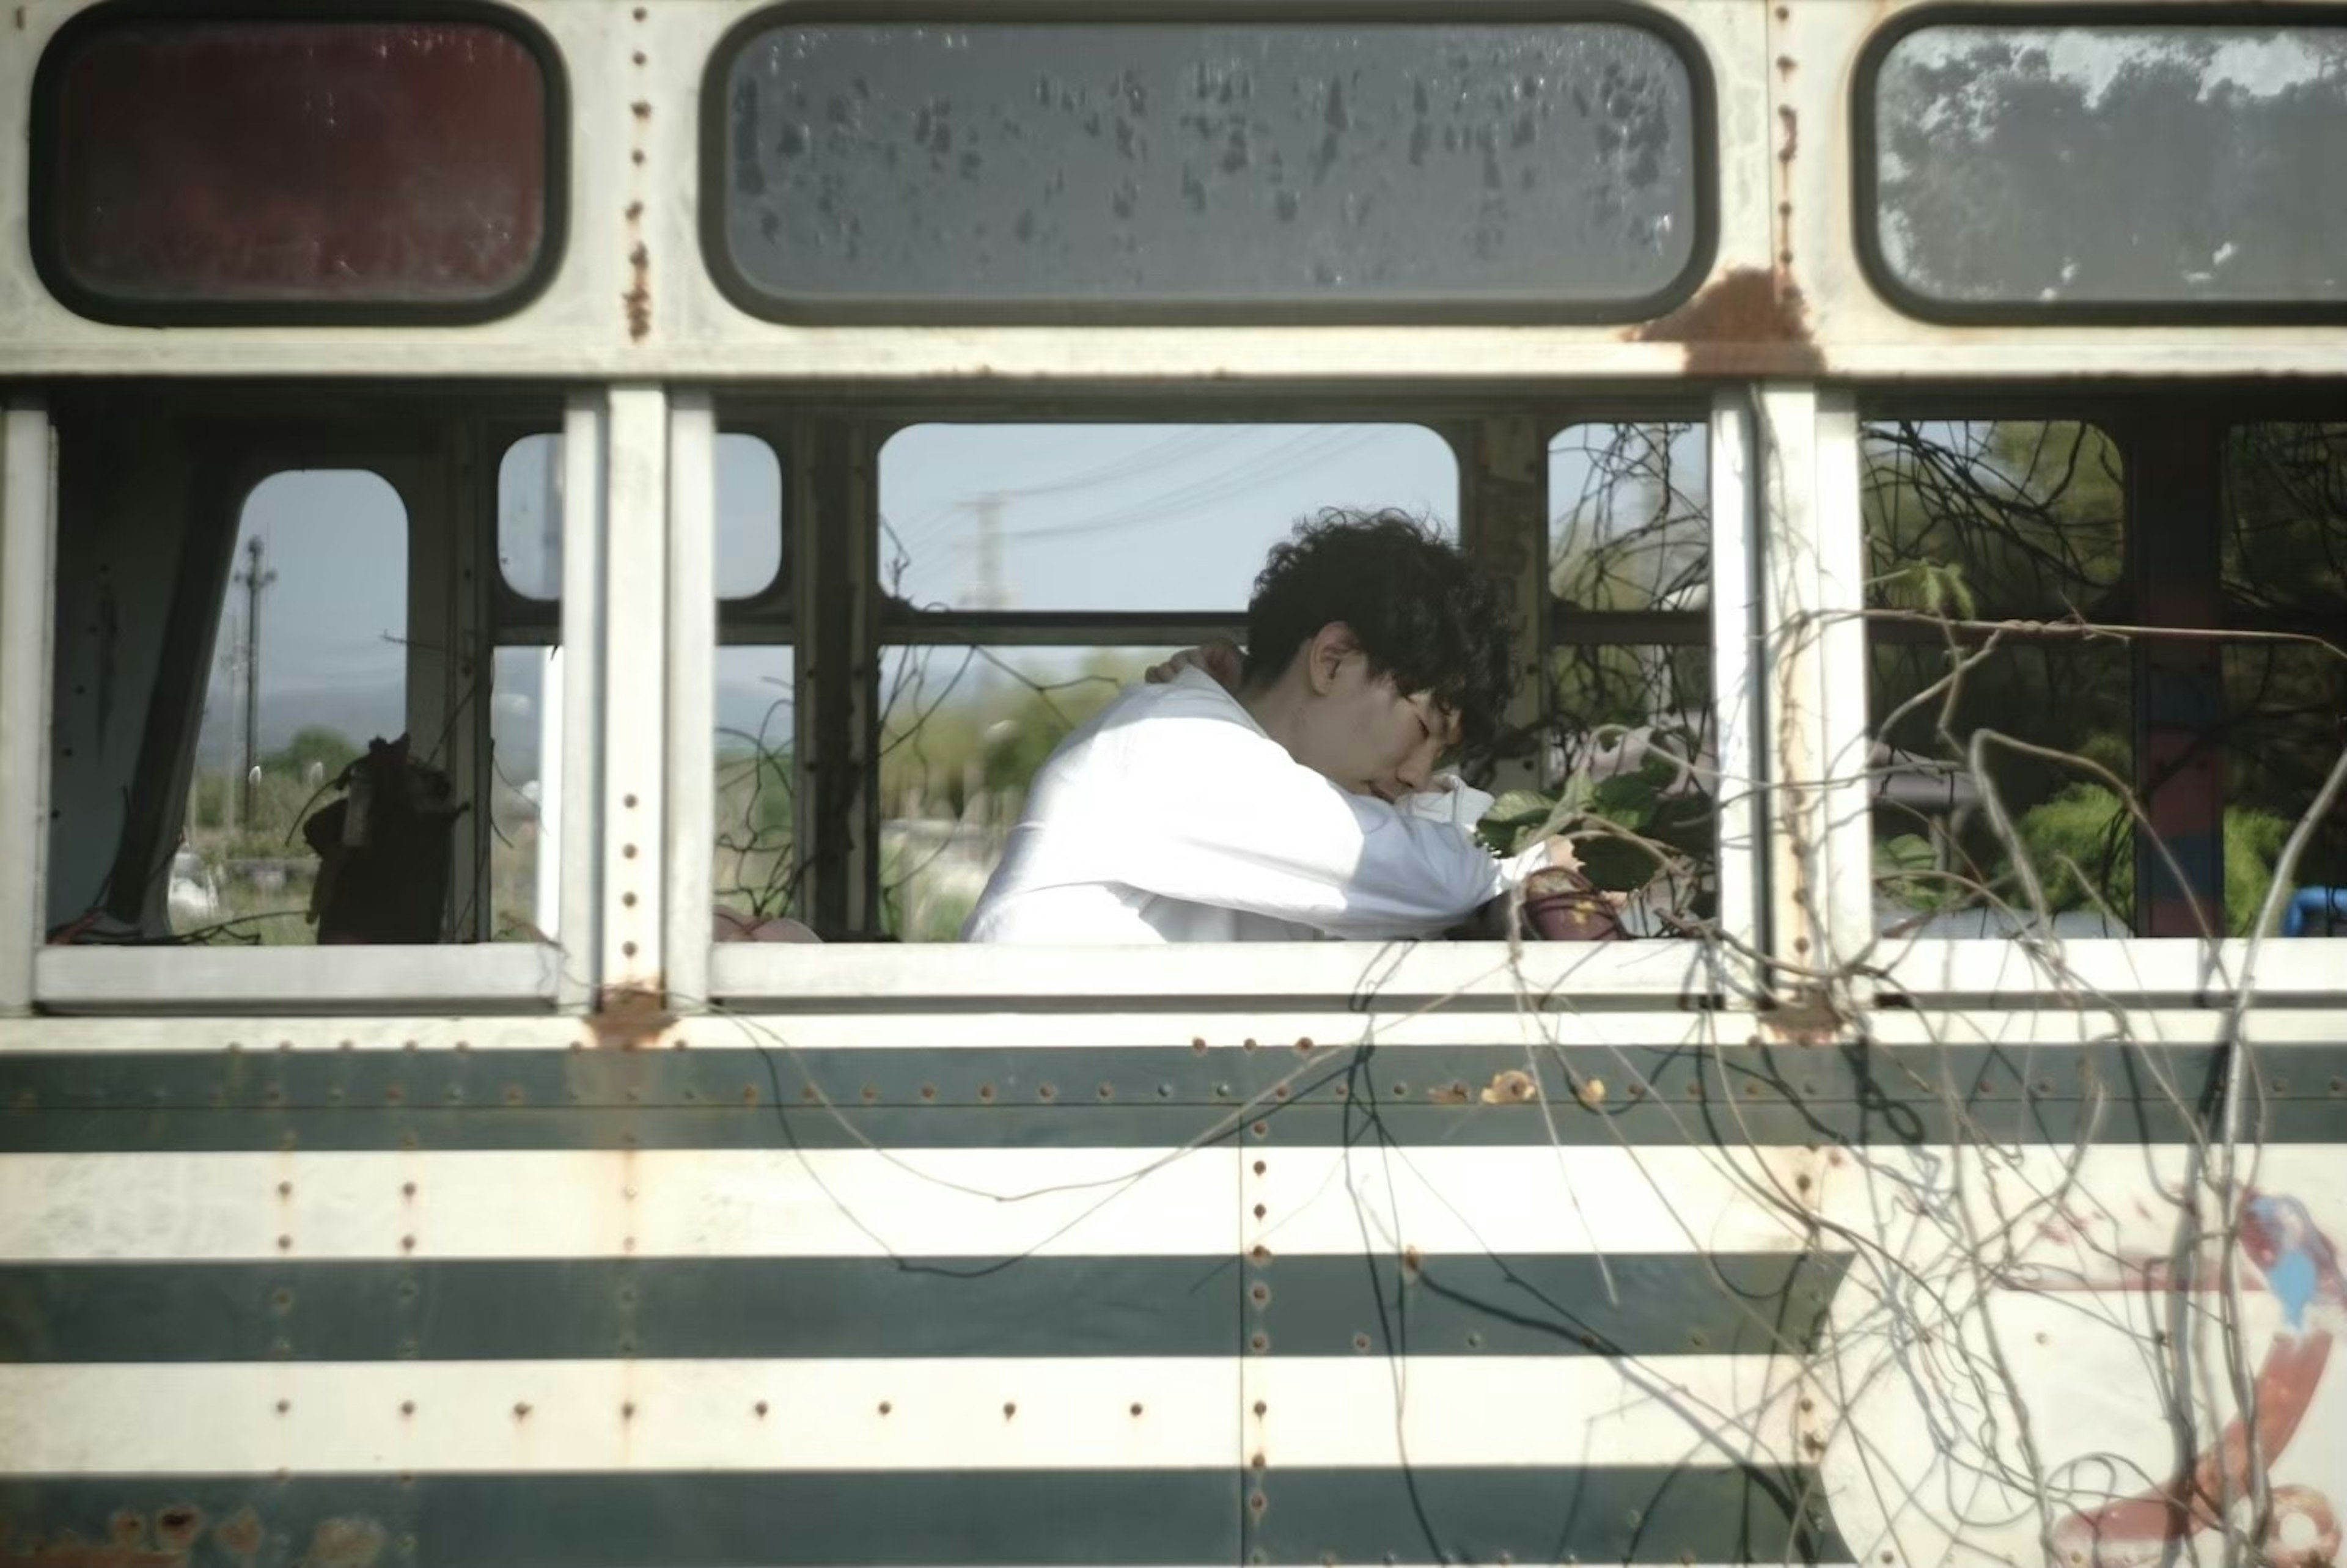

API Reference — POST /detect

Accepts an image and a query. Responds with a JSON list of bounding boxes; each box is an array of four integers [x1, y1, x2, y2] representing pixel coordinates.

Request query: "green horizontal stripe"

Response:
[[0, 1253, 1837, 1363], [1246, 1465, 1845, 1565], [4, 1042, 2330, 1151], [0, 1467, 1840, 1566], [1, 1090, 2330, 1152]]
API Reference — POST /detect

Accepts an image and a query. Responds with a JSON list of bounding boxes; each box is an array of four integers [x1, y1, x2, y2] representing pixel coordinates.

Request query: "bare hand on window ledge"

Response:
[[1145, 637, 1243, 694]]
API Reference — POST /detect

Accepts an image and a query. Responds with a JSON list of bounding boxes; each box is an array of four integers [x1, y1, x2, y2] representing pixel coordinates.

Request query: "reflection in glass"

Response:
[[1872, 24, 2347, 307]]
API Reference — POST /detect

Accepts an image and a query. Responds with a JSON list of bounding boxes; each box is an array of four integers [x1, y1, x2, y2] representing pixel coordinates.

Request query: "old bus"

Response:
[[1, 2, 2343, 1566]]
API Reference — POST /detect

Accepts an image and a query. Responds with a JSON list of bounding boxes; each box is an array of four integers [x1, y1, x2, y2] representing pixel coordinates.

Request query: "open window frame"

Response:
[[1827, 387, 2347, 1009], [10, 390, 615, 1014], [686, 391, 1764, 1012]]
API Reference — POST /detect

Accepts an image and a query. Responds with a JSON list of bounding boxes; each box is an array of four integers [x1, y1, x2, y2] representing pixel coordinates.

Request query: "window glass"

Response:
[[180, 471, 408, 942], [1868, 24, 2347, 312], [488, 646, 553, 943], [714, 19, 1704, 318], [35, 19, 554, 318], [499, 433, 786, 603], [1863, 420, 2133, 936]]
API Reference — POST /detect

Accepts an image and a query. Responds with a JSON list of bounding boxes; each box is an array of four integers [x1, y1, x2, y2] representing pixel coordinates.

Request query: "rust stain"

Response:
[[1632, 267, 1824, 376], [623, 243, 652, 342], [1777, 104, 1799, 165], [630, 100, 652, 120], [1758, 984, 1843, 1045], [151, 1509, 202, 1555], [301, 1515, 387, 1568], [1478, 1069, 1537, 1105], [5, 1528, 185, 1567], [589, 982, 672, 1049], [213, 1507, 263, 1566]]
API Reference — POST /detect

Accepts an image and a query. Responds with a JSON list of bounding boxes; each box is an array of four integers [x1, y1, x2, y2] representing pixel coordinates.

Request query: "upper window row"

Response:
[[26, 8, 2347, 325]]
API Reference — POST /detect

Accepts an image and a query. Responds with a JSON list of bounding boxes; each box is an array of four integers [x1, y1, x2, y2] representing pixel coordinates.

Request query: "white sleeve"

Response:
[[1093, 707, 1508, 939]]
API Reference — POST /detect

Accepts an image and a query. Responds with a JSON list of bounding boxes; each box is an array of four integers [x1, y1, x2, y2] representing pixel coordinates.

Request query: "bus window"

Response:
[[869, 422, 1458, 939], [1547, 423, 1713, 936], [708, 17, 1708, 321], [1863, 20, 2347, 317], [1862, 420, 2131, 937], [174, 472, 407, 942], [31, 13, 561, 323]]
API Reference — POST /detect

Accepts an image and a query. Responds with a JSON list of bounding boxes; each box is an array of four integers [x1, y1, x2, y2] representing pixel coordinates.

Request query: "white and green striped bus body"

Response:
[[2, 4, 2344, 1568]]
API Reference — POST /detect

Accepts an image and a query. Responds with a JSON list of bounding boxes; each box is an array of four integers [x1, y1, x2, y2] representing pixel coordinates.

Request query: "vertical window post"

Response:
[[0, 403, 57, 1014], [665, 394, 716, 1009], [557, 394, 607, 1011], [1708, 391, 1763, 962], [2129, 415, 2225, 937], [601, 386, 669, 1007], [1462, 415, 1548, 797], [1757, 387, 1871, 986]]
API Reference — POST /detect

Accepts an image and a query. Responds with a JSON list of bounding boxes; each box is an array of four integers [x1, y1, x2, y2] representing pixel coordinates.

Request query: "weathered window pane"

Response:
[[36, 20, 553, 317], [1868, 24, 2347, 312], [499, 434, 785, 603], [716, 20, 1703, 317]]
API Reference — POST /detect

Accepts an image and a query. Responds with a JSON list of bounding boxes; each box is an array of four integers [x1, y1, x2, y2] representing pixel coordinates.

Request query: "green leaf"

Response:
[[1576, 835, 1656, 893]]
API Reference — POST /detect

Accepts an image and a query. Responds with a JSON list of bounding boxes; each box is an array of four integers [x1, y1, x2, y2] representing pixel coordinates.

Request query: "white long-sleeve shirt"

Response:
[[963, 669, 1513, 942]]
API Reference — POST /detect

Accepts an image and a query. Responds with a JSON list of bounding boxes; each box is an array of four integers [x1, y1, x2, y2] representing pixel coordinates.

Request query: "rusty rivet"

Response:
[[1251, 1244, 1271, 1262], [1191, 1038, 1208, 1054], [623, 793, 639, 809], [338, 1039, 354, 1051], [1253, 1399, 1268, 1416], [272, 1289, 293, 1311], [504, 1086, 524, 1106], [1129, 1401, 1145, 1416], [1295, 1037, 1313, 1053], [799, 1083, 818, 1102], [919, 1085, 936, 1101], [1251, 1121, 1268, 1138], [1353, 1332, 1372, 1351], [1002, 1402, 1017, 1418], [402, 1040, 418, 1052], [621, 892, 637, 908], [401, 1401, 415, 1416], [978, 1084, 996, 1102], [631, 100, 651, 119], [741, 1085, 759, 1104], [1390, 1082, 1408, 1097], [622, 844, 639, 859], [622, 942, 639, 959], [1038, 1083, 1057, 1101], [1251, 1283, 1271, 1305], [755, 1401, 769, 1416], [1249, 1333, 1269, 1352], [1252, 1203, 1267, 1220], [1156, 1083, 1172, 1097], [275, 1399, 290, 1415], [861, 1085, 878, 1103], [1242, 1038, 1257, 1052], [1465, 1332, 1483, 1349], [1795, 1174, 1813, 1192], [1249, 1492, 1266, 1514], [278, 1181, 293, 1197], [277, 1235, 293, 1251], [631, 49, 646, 65], [515, 1402, 532, 1418], [1096, 1083, 1114, 1100], [622, 1402, 636, 1420], [1253, 1160, 1267, 1174], [1251, 1453, 1266, 1470], [878, 1401, 892, 1415], [631, 150, 645, 165], [400, 1236, 416, 1253]]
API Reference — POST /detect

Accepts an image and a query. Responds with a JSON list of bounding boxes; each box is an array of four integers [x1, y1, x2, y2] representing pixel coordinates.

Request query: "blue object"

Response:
[[2281, 886, 2347, 937]]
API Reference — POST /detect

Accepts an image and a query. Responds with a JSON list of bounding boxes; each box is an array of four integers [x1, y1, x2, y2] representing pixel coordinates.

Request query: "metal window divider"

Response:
[[1708, 390, 1765, 980], [557, 392, 608, 1012], [1755, 386, 1873, 1000], [0, 400, 56, 1016], [664, 392, 716, 1013], [598, 386, 669, 1009]]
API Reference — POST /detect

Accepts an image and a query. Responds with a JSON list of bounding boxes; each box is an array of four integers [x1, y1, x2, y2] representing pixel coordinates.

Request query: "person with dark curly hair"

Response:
[[963, 510, 1562, 942]]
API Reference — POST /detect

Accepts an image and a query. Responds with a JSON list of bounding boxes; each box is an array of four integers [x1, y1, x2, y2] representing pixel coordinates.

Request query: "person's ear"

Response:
[[1306, 623, 1359, 695]]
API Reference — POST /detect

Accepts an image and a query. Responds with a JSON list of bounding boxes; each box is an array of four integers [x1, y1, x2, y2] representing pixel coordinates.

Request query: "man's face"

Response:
[[1292, 639, 1460, 801]]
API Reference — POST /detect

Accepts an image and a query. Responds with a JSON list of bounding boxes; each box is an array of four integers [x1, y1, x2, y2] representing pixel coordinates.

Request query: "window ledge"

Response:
[[707, 940, 1726, 1011], [1875, 937, 2347, 1007], [34, 943, 563, 1014]]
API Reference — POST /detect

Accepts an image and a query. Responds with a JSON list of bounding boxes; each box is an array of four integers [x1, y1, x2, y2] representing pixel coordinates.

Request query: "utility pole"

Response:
[[969, 493, 1006, 611], [233, 535, 276, 826]]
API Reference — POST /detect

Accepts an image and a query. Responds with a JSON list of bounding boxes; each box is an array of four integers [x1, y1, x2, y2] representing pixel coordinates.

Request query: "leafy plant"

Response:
[[1475, 741, 1714, 910]]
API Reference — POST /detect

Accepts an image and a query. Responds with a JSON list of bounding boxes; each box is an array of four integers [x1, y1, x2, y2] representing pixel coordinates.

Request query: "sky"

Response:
[[198, 421, 1664, 777]]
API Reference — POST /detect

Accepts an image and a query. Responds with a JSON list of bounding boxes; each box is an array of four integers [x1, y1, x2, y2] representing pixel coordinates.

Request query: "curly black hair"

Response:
[[1243, 509, 1516, 756]]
